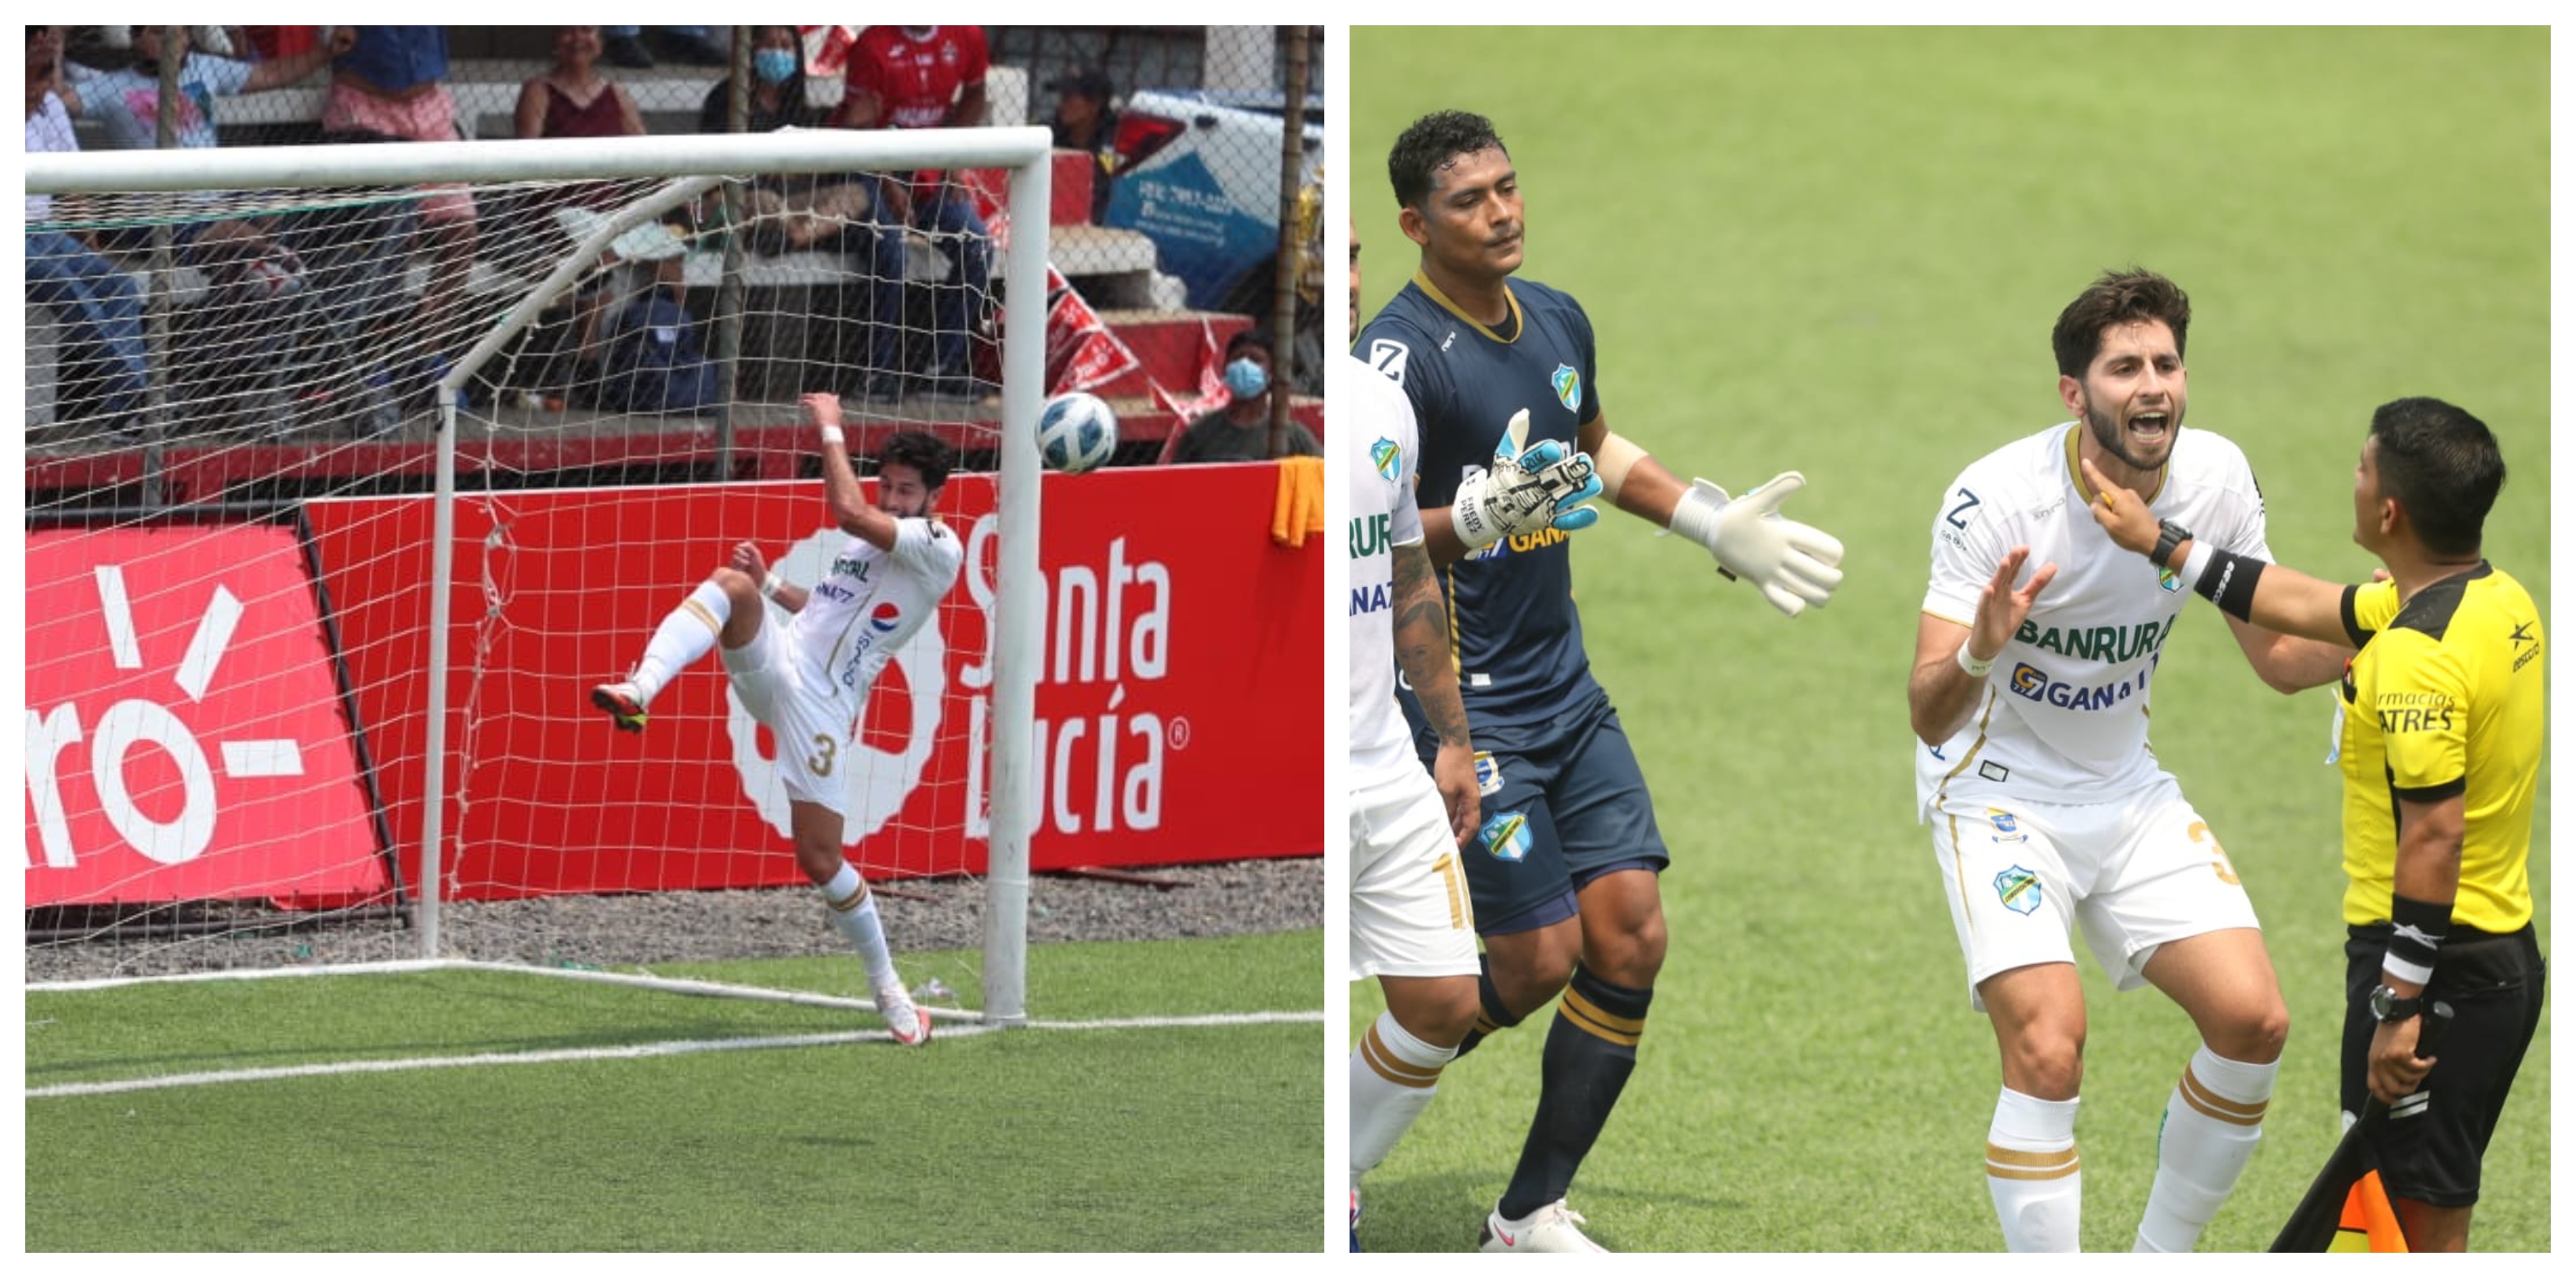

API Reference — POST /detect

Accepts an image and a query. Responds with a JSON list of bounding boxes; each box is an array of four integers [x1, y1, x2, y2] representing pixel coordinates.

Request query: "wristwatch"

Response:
[[2151, 519, 2192, 571], [2369, 984, 2423, 1024]]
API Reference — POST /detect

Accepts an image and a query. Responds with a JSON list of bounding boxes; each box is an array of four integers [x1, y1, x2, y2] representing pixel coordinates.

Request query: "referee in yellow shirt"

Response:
[[2079, 396, 2544, 1252]]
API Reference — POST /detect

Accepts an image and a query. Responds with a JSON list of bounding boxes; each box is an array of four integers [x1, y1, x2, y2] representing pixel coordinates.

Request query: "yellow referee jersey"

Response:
[[2336, 563, 2544, 932]]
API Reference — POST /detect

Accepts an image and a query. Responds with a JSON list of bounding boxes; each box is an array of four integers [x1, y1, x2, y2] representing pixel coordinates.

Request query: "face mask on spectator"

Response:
[[753, 49, 798, 85], [1224, 358, 1269, 399]]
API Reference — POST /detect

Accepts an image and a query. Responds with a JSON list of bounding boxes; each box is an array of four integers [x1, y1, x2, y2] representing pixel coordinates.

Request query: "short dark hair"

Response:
[[2051, 268, 2192, 378], [1387, 110, 1507, 211], [2369, 397, 2503, 557], [1224, 330, 1272, 362], [878, 429, 953, 489]]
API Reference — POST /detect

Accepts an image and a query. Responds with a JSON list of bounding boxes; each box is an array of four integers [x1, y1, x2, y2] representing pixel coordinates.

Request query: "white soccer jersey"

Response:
[[1347, 351, 1427, 777], [787, 516, 965, 710], [1917, 422, 2271, 814]]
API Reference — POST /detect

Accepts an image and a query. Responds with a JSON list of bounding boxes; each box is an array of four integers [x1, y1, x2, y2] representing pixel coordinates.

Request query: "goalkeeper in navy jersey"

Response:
[[1356, 109, 1847, 1252]]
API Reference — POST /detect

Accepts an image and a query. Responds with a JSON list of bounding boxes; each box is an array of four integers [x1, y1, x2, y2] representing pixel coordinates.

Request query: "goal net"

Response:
[[24, 129, 1052, 1025]]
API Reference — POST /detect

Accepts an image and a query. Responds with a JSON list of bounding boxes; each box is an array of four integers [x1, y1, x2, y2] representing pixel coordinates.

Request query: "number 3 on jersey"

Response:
[[806, 733, 837, 779], [2188, 820, 2241, 885]]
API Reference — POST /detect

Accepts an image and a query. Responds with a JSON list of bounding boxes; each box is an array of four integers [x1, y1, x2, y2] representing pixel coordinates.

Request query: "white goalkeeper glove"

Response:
[[1667, 471, 1846, 617], [1449, 409, 1604, 550]]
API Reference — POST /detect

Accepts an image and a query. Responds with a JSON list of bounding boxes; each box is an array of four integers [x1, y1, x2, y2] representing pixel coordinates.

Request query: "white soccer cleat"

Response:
[[874, 985, 930, 1047], [1477, 1199, 1607, 1253]]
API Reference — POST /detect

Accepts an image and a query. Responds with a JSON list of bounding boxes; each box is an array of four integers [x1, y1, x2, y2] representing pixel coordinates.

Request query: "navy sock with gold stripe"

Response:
[[1498, 963, 1650, 1219], [1451, 953, 1526, 1060]]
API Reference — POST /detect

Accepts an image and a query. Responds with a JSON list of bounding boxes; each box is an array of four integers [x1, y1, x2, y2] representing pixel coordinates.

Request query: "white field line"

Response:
[[27, 961, 1323, 1100]]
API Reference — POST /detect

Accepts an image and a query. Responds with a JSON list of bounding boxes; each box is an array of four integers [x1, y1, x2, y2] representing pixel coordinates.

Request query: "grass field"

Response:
[[1350, 26, 2548, 1252], [27, 931, 1322, 1250]]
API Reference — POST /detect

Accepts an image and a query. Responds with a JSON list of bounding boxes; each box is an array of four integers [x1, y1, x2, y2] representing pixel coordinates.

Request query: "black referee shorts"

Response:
[[2340, 923, 2546, 1209]]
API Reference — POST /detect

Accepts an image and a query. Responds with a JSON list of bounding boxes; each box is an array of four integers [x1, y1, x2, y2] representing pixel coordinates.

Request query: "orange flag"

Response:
[[2328, 1170, 2409, 1252]]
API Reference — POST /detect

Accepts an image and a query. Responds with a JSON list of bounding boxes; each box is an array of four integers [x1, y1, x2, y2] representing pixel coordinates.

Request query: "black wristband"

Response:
[[2194, 547, 2265, 621], [2151, 519, 2191, 569], [2385, 893, 2451, 984]]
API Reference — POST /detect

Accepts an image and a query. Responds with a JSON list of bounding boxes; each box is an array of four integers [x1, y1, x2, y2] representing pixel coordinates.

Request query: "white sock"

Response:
[[630, 581, 730, 703], [820, 861, 899, 992], [1988, 1086, 2082, 1252], [1350, 1010, 1458, 1179], [2135, 1045, 2276, 1252]]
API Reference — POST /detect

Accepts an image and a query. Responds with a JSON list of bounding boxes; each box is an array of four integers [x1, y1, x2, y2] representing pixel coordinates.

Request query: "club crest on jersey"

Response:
[[1371, 437, 1401, 482], [1481, 810, 1532, 862], [2158, 564, 2184, 592], [1994, 865, 2042, 915], [1550, 364, 1581, 413], [1987, 808, 2024, 843], [1473, 751, 1503, 797], [869, 602, 903, 634]]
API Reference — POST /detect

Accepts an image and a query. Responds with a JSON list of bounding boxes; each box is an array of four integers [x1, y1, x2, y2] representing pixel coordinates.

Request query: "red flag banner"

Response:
[[957, 163, 1142, 396]]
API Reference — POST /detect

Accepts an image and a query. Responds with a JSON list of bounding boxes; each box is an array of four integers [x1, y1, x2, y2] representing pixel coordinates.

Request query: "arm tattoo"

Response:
[[1389, 542, 1470, 748]]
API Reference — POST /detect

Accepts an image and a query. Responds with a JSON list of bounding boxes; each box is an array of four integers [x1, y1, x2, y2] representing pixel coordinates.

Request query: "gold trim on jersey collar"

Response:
[[2063, 422, 2167, 508], [1412, 270, 1524, 344]]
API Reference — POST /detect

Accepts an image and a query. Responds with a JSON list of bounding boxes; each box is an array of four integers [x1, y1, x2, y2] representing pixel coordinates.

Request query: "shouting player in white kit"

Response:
[[1907, 270, 2352, 1251], [593, 392, 964, 1047]]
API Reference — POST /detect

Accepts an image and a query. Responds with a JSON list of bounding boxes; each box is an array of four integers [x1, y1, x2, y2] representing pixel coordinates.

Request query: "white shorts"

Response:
[[1930, 771, 2260, 1010], [1348, 760, 1479, 982], [721, 615, 856, 816]]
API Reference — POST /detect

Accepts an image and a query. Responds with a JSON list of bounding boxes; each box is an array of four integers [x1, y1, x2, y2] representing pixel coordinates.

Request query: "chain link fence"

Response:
[[36, 25, 1323, 462]]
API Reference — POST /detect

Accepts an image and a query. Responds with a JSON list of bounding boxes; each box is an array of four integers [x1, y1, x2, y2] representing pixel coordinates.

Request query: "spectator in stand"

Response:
[[1048, 66, 1120, 224], [76, 24, 347, 152], [601, 25, 729, 70], [24, 24, 148, 438], [695, 25, 876, 253], [243, 25, 324, 61], [517, 26, 646, 141], [323, 26, 480, 395], [835, 24, 994, 398], [698, 24, 823, 134], [72, 24, 349, 266], [698, 24, 904, 403], [69, 25, 355, 437], [1170, 331, 1320, 463]]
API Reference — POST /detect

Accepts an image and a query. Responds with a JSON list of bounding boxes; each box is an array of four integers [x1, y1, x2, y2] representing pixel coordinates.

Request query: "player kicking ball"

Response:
[[591, 392, 964, 1046]]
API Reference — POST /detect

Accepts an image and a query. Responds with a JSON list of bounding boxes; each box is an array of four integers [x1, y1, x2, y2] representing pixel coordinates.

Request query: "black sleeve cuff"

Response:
[[2392, 777, 2468, 804], [2340, 583, 2367, 648]]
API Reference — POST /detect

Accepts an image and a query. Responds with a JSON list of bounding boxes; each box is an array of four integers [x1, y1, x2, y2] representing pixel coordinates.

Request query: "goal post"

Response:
[[25, 129, 1050, 1025]]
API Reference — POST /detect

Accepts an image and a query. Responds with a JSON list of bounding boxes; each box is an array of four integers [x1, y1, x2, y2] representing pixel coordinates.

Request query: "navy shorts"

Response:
[[2339, 923, 2545, 1209], [1417, 695, 1668, 937]]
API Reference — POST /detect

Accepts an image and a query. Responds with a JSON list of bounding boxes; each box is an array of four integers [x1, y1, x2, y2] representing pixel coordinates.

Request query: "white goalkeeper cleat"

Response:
[[874, 985, 931, 1047], [1478, 1199, 1607, 1253]]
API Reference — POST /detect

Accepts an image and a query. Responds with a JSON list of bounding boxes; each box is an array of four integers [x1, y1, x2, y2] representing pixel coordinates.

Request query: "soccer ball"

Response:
[[1035, 392, 1119, 474]]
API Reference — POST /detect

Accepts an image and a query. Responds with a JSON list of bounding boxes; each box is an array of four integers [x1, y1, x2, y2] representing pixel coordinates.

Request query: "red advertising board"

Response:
[[298, 464, 1321, 901], [24, 523, 390, 907]]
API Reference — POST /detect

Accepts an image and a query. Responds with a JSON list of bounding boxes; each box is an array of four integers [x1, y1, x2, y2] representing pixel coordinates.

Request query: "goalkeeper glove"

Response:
[[1449, 410, 1604, 549], [1668, 471, 1845, 617]]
